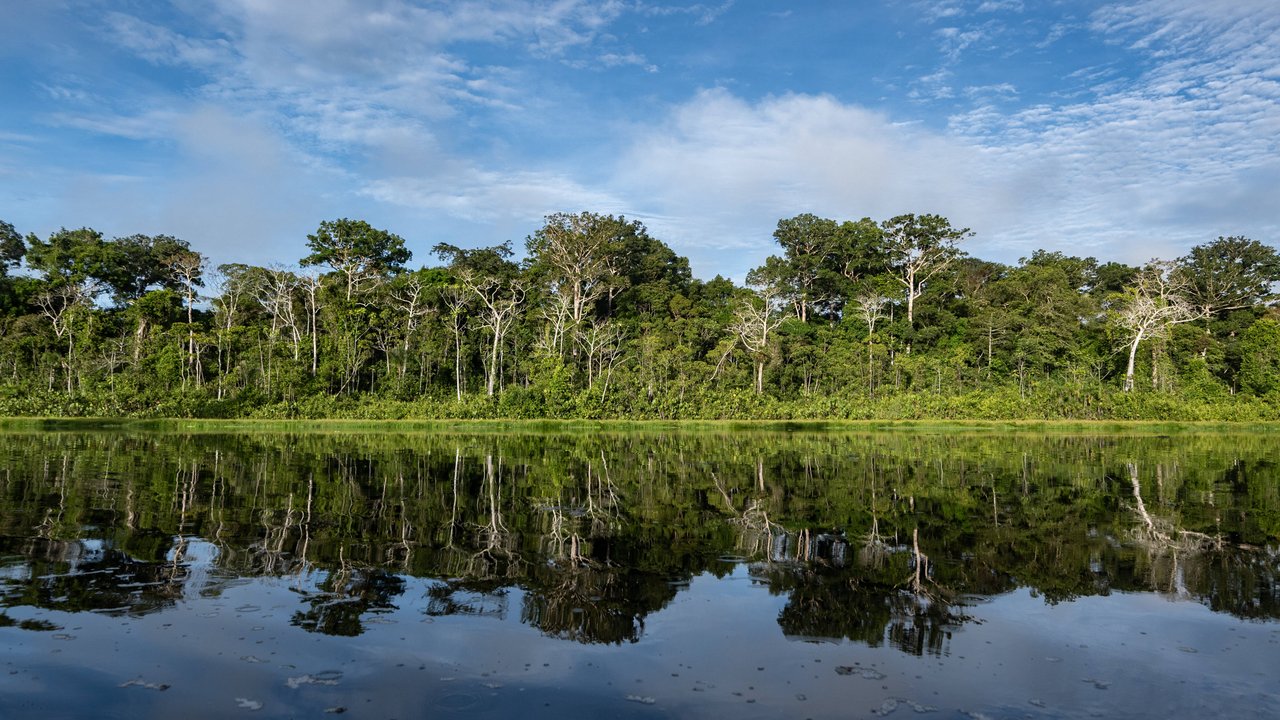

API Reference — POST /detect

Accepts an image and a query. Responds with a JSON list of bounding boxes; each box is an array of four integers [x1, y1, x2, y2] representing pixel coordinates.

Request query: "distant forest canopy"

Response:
[[0, 212, 1277, 420]]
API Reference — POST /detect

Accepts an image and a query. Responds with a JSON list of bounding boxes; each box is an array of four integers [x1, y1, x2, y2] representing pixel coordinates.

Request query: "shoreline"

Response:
[[2, 416, 1276, 434]]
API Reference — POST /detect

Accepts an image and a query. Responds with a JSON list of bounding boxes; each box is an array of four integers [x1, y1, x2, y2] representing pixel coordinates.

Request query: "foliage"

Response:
[[0, 213, 1276, 420]]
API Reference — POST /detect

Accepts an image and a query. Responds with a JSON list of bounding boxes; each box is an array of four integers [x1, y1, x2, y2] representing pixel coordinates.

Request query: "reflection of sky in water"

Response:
[[2, 562, 1277, 719], [2, 429, 1278, 717]]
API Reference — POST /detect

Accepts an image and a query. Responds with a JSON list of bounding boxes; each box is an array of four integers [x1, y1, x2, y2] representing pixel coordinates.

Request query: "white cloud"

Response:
[[46, 109, 179, 141], [608, 89, 1017, 276], [607, 0, 1280, 275], [944, 0, 1280, 261], [363, 169, 624, 225], [103, 12, 234, 69], [13, 0, 1277, 280]]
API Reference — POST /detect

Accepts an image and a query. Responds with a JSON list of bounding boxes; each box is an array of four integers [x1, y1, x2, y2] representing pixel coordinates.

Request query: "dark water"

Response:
[[1, 427, 1277, 719]]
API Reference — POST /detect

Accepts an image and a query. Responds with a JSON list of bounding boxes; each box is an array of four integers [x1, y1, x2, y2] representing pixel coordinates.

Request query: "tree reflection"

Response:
[[290, 564, 406, 636], [0, 535, 187, 618], [0, 429, 1277, 643], [756, 524, 967, 657]]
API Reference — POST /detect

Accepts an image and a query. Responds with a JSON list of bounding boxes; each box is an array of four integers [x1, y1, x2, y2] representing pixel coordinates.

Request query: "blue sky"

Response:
[[1, 0, 1277, 281]]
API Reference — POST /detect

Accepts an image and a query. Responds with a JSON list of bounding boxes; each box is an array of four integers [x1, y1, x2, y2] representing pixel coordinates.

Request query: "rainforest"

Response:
[[0, 212, 1277, 420]]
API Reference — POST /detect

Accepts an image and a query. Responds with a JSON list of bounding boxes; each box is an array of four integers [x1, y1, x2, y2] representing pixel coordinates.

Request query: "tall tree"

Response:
[[1112, 260, 1198, 392], [770, 213, 840, 322], [1177, 236, 1280, 322], [434, 243, 525, 397], [730, 283, 784, 395], [880, 214, 969, 332], [103, 234, 196, 303], [168, 249, 207, 380], [302, 219, 411, 301], [25, 227, 111, 292], [832, 217, 887, 289], [526, 212, 626, 326]]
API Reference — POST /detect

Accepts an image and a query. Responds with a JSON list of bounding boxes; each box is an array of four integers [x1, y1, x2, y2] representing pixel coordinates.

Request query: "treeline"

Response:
[[0, 212, 1277, 419]]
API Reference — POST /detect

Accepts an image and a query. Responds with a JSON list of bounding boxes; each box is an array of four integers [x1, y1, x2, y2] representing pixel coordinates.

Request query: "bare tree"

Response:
[[390, 274, 433, 381], [578, 318, 626, 398], [168, 251, 206, 374], [299, 271, 324, 375], [442, 287, 470, 401], [456, 269, 525, 397], [211, 265, 253, 399], [730, 284, 784, 395], [35, 281, 98, 392], [536, 290, 574, 359], [1112, 260, 1198, 392], [851, 290, 890, 399], [253, 267, 302, 360], [528, 212, 621, 326]]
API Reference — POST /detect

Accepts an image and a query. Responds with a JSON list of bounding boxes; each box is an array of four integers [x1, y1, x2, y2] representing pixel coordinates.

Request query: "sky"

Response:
[[1, 0, 1277, 281]]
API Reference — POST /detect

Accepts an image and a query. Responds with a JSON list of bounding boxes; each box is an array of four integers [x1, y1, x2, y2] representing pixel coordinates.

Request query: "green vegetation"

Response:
[[0, 213, 1276, 419], [1, 429, 1277, 648]]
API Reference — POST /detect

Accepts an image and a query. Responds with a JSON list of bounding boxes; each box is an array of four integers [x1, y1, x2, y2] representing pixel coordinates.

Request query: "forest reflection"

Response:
[[1, 429, 1277, 653]]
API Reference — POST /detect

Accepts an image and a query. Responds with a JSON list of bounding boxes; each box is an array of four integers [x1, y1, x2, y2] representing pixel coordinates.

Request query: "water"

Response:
[[1, 427, 1277, 718]]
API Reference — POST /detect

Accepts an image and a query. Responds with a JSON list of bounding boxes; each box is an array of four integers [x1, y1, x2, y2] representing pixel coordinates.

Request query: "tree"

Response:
[[880, 214, 969, 345], [434, 243, 525, 397], [832, 218, 887, 291], [850, 287, 891, 399], [730, 283, 784, 395], [1177, 236, 1280, 323], [25, 227, 111, 292], [168, 249, 207, 381], [607, 225, 692, 320], [526, 212, 627, 341], [991, 253, 1099, 391], [1112, 261, 1198, 392], [0, 220, 24, 277], [210, 264, 254, 399], [441, 287, 471, 401], [1237, 317, 1280, 396], [302, 219, 411, 301], [387, 269, 445, 383], [102, 234, 196, 303], [770, 213, 840, 322]]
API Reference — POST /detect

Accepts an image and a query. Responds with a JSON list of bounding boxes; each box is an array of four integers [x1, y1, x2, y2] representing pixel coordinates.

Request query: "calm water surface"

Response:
[[1, 428, 1277, 719]]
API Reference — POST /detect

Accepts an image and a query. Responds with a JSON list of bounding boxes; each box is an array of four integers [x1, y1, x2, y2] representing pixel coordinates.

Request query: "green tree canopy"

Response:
[[303, 218, 411, 300]]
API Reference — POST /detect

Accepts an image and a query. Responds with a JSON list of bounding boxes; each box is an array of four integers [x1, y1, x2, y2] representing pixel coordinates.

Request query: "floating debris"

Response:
[[287, 671, 343, 689], [625, 695, 656, 705], [872, 699, 899, 716], [235, 698, 263, 711], [837, 666, 887, 680], [872, 698, 937, 715], [120, 679, 170, 691]]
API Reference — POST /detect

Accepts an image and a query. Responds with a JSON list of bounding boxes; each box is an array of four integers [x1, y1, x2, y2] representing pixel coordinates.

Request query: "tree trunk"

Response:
[[1123, 331, 1144, 392], [454, 330, 463, 401], [487, 332, 500, 396]]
